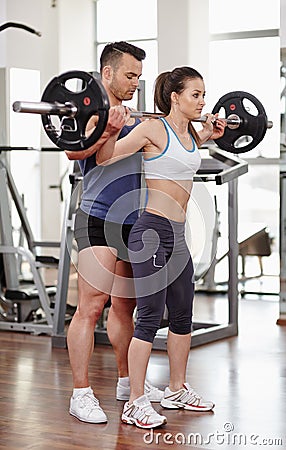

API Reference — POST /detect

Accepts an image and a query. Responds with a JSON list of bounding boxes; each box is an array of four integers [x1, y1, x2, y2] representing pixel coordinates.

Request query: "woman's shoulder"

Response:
[[140, 116, 165, 130]]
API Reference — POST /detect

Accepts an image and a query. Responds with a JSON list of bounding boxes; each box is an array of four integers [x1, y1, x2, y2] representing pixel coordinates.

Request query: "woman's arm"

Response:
[[198, 114, 226, 146], [96, 112, 151, 166]]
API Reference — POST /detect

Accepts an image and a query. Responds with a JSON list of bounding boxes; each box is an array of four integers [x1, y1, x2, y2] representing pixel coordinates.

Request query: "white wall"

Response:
[[0, 0, 95, 243], [157, 0, 189, 71], [157, 0, 210, 85], [58, 0, 95, 73]]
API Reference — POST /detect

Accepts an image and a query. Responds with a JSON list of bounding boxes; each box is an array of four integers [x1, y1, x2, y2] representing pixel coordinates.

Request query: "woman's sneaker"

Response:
[[69, 387, 108, 423], [160, 383, 214, 411], [121, 395, 167, 429], [144, 380, 164, 402], [116, 379, 164, 402]]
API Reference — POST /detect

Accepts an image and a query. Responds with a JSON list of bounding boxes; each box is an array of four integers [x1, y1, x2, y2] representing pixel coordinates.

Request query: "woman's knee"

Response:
[[167, 297, 194, 335], [169, 318, 192, 335], [133, 324, 158, 343], [134, 311, 163, 343]]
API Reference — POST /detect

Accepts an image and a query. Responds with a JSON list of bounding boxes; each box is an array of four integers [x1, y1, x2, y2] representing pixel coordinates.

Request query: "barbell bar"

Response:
[[13, 100, 264, 127], [12, 70, 273, 153], [128, 111, 273, 130]]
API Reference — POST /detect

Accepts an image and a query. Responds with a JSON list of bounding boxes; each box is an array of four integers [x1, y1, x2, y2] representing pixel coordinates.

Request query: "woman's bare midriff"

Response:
[[145, 179, 193, 222]]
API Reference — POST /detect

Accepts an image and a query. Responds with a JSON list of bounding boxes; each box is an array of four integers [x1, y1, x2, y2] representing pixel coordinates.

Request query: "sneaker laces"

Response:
[[133, 403, 160, 423], [126, 396, 161, 422], [79, 392, 101, 412], [179, 385, 201, 406]]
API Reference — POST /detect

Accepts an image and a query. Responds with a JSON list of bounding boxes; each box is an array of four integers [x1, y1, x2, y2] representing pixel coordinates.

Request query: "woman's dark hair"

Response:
[[100, 41, 146, 73], [154, 67, 203, 146]]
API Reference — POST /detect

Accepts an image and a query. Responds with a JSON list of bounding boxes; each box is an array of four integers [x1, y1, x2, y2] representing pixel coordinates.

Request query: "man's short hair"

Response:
[[100, 41, 146, 73]]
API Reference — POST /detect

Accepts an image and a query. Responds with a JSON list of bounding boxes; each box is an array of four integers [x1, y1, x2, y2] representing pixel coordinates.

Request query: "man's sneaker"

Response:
[[116, 379, 164, 402], [121, 395, 167, 429], [160, 383, 214, 412], [69, 387, 108, 423]]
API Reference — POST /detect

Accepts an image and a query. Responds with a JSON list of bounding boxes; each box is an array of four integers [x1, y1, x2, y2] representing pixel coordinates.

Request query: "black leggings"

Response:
[[128, 211, 194, 343]]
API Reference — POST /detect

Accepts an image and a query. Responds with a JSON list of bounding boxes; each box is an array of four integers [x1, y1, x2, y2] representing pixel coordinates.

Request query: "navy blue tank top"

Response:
[[78, 118, 142, 224]]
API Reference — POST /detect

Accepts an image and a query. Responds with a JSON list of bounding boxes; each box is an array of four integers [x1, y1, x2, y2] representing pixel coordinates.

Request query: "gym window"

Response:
[[94, 0, 158, 111]]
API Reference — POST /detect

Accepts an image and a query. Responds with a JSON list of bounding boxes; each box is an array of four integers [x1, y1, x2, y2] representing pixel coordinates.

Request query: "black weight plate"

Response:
[[212, 91, 268, 154], [41, 70, 109, 150]]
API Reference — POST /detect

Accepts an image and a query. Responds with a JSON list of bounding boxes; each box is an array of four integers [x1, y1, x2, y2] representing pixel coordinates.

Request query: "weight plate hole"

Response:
[[45, 116, 61, 135], [215, 107, 226, 118], [64, 78, 87, 93], [234, 135, 253, 149], [242, 98, 259, 116]]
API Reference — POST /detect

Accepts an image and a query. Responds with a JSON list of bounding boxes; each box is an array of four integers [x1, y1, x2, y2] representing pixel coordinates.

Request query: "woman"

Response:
[[97, 66, 226, 429]]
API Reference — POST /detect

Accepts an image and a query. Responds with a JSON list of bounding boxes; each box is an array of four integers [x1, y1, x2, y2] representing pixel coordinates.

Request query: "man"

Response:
[[65, 42, 163, 424]]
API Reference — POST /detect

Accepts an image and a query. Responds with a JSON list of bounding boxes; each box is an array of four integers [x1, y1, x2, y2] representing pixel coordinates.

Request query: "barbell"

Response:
[[12, 70, 273, 154]]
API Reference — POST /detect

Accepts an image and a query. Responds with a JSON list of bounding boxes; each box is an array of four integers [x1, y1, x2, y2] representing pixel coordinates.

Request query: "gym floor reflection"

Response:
[[0, 278, 285, 450]]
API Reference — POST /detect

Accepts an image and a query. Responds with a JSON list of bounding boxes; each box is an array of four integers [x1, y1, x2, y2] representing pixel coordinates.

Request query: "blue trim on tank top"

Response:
[[162, 117, 196, 152], [143, 118, 170, 161], [143, 117, 195, 163]]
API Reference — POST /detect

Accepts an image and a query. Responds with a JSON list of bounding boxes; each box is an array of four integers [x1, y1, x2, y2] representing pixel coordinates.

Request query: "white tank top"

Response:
[[143, 118, 201, 180]]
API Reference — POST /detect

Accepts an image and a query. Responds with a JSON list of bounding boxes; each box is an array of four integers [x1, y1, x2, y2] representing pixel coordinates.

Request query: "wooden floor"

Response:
[[0, 290, 285, 450]]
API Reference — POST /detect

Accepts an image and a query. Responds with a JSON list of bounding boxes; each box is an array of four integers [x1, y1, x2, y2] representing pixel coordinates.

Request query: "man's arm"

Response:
[[65, 130, 112, 160], [64, 108, 125, 161]]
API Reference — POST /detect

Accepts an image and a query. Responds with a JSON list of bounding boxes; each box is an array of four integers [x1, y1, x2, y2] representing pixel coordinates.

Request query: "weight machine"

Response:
[[51, 146, 248, 349], [0, 150, 58, 333], [0, 147, 80, 335]]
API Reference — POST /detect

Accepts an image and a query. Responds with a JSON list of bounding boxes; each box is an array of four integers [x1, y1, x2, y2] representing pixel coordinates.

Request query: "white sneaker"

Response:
[[121, 395, 167, 429], [160, 383, 214, 412], [144, 380, 165, 402], [116, 379, 164, 402], [69, 387, 108, 423]]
